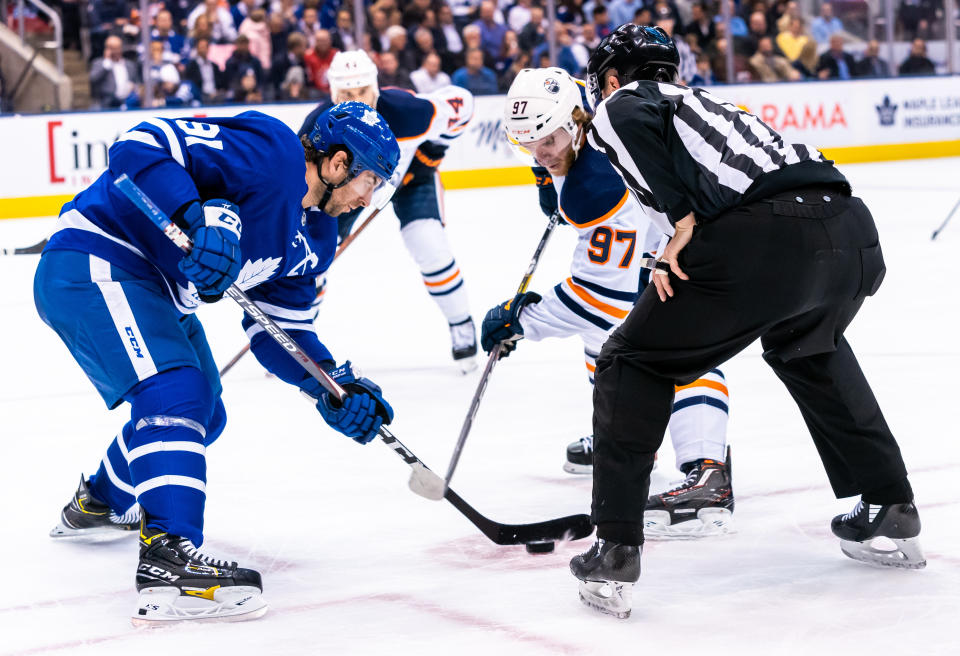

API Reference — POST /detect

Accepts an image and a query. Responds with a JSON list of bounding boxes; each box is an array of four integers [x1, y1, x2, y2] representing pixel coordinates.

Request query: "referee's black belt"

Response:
[[761, 184, 853, 220]]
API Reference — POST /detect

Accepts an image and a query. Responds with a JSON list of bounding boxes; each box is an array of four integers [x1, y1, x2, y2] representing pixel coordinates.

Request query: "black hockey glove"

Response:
[[480, 291, 542, 359]]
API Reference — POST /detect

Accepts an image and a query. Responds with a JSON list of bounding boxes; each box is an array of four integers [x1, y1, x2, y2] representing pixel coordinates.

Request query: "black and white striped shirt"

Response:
[[588, 81, 848, 232]]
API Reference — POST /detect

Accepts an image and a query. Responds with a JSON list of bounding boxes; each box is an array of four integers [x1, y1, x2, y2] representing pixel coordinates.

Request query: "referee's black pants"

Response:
[[591, 187, 911, 544]]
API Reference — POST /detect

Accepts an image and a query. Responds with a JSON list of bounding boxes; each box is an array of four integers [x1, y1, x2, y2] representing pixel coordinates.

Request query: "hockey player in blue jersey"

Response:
[[301, 50, 479, 372], [484, 69, 734, 538], [34, 102, 400, 623]]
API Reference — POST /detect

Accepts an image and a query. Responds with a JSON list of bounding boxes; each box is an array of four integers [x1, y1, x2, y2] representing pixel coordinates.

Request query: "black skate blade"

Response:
[[444, 488, 593, 545]]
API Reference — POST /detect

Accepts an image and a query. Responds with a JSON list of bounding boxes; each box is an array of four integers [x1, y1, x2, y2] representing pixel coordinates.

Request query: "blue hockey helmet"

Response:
[[307, 101, 400, 183]]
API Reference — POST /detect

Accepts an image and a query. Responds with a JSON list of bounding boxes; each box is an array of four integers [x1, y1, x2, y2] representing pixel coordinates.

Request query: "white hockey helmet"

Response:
[[504, 68, 584, 155], [328, 50, 380, 100]]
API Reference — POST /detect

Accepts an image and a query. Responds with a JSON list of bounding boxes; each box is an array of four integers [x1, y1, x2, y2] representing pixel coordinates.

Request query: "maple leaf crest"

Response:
[[235, 256, 282, 291]]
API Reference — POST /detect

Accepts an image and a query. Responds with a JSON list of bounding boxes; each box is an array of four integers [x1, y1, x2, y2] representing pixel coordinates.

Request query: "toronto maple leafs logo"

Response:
[[876, 96, 897, 127], [361, 109, 381, 127], [235, 256, 282, 290], [287, 231, 319, 277]]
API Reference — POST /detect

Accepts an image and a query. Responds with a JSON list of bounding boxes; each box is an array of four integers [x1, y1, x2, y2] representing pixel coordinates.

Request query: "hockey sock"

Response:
[[89, 423, 137, 515], [597, 521, 644, 546], [862, 477, 914, 505], [401, 219, 470, 325], [670, 369, 729, 468], [123, 366, 216, 546]]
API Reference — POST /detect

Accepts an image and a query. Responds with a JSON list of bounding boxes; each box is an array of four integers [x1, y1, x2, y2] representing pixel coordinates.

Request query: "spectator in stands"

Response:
[[499, 49, 530, 91], [233, 67, 264, 102], [304, 29, 338, 94], [272, 31, 307, 96], [633, 7, 654, 27], [816, 34, 856, 79], [743, 11, 770, 55], [369, 8, 391, 52], [187, 0, 237, 44], [854, 39, 890, 78], [450, 0, 482, 31], [715, 0, 748, 36], [685, 3, 716, 50], [89, 34, 140, 108], [279, 65, 308, 100], [87, 0, 130, 58], [750, 35, 801, 81], [156, 63, 198, 107], [231, 0, 254, 29], [152, 10, 187, 63], [298, 6, 321, 49], [592, 5, 613, 39], [240, 9, 272, 75], [899, 38, 936, 75], [331, 9, 357, 51], [411, 27, 436, 69], [558, 0, 587, 25], [189, 14, 214, 48], [377, 50, 414, 89], [608, 0, 644, 29], [411, 51, 451, 93], [384, 25, 417, 73], [518, 6, 546, 53], [579, 22, 600, 52], [268, 13, 290, 59], [655, 17, 695, 82], [508, 0, 534, 32], [472, 1, 508, 64], [899, 0, 936, 40], [776, 16, 811, 65], [452, 46, 498, 95], [810, 2, 843, 44], [401, 0, 431, 29], [689, 51, 715, 85], [437, 4, 465, 70], [145, 38, 177, 81], [273, 0, 299, 30], [224, 34, 264, 94], [775, 0, 801, 33], [184, 37, 224, 103]]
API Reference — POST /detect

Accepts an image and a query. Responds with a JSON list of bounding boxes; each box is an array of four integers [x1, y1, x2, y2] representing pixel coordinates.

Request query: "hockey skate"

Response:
[[570, 539, 641, 619], [564, 436, 658, 475], [450, 317, 478, 373], [644, 453, 734, 539], [831, 500, 925, 569], [49, 477, 139, 541], [134, 521, 267, 625], [563, 435, 594, 474]]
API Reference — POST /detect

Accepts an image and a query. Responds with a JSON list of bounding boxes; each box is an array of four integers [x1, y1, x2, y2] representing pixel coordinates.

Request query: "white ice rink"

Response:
[[1, 158, 958, 655]]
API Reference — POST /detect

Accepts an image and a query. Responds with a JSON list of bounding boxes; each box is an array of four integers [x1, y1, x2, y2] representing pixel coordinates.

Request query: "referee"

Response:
[[570, 25, 925, 619]]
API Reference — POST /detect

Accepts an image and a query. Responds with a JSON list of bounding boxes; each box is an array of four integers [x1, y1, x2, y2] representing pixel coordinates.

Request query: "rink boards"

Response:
[[0, 74, 958, 219]]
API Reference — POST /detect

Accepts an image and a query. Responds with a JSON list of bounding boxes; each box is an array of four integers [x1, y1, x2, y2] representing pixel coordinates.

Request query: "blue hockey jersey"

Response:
[[45, 111, 339, 384]]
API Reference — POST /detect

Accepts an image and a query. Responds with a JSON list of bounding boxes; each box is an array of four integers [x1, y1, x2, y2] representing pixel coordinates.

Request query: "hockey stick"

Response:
[[1, 236, 48, 255], [217, 194, 391, 378], [932, 196, 960, 241], [443, 211, 561, 490], [114, 174, 592, 546]]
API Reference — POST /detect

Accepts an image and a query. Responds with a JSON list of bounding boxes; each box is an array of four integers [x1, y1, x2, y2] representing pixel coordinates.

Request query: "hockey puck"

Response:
[[525, 540, 555, 554]]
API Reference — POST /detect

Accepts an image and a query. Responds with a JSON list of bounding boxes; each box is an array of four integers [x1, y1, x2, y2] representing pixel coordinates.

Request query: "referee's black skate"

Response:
[[570, 539, 641, 619], [134, 520, 267, 624], [831, 500, 925, 569], [49, 476, 139, 540], [644, 451, 734, 539]]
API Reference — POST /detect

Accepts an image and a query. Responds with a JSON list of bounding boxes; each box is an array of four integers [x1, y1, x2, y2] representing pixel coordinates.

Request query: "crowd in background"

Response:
[[43, 0, 948, 109]]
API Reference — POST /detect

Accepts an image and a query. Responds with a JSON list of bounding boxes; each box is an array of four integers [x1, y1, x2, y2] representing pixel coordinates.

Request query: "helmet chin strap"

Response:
[[316, 155, 354, 213]]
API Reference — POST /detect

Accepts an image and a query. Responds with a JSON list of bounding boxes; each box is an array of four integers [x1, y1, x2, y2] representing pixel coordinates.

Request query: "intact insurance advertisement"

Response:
[[0, 76, 957, 210]]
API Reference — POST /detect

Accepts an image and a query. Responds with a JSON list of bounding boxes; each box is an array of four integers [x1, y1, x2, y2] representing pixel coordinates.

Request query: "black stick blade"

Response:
[[444, 488, 594, 545]]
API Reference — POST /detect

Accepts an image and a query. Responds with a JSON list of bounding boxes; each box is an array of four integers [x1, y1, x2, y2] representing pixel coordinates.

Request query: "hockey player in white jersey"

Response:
[[483, 68, 733, 538], [301, 51, 478, 372]]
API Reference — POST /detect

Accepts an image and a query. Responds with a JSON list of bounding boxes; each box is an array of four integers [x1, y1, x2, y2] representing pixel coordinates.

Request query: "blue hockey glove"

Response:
[[177, 200, 243, 303], [300, 361, 394, 444], [480, 291, 542, 358]]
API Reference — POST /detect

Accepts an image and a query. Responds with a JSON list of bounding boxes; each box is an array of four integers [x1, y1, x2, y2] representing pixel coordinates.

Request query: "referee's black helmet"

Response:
[[586, 24, 680, 108]]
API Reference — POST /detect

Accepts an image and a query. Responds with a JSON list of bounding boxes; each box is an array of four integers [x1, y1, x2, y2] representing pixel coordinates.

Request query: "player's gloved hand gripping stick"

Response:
[[114, 174, 591, 546]]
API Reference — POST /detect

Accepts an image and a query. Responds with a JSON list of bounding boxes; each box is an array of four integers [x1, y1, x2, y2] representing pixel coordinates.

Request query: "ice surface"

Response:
[[1, 158, 958, 655]]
